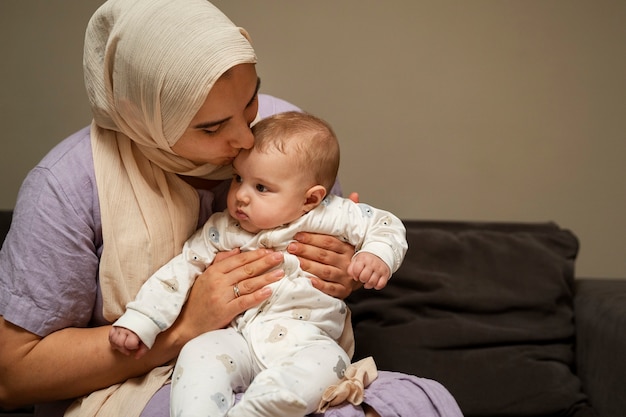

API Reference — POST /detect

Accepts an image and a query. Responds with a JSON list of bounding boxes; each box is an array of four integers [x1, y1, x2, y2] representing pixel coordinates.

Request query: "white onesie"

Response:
[[114, 195, 407, 417]]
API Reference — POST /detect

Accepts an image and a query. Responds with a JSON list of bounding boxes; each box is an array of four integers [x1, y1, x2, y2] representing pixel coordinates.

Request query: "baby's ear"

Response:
[[304, 185, 327, 212]]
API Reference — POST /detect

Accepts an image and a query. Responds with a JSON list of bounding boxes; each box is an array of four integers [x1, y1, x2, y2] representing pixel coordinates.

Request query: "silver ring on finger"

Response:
[[233, 283, 241, 298]]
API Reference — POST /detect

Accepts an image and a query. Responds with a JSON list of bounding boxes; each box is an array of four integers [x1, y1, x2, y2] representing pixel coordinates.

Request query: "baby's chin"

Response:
[[240, 219, 285, 234], [235, 216, 262, 234], [239, 222, 261, 234], [228, 209, 282, 233]]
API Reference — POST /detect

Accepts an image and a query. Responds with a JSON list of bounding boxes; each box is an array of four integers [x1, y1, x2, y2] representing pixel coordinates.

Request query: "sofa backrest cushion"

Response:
[[0, 211, 12, 247], [347, 220, 594, 417]]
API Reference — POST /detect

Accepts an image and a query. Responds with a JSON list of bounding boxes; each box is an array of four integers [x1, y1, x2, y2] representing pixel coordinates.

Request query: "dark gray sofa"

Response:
[[1, 211, 625, 417]]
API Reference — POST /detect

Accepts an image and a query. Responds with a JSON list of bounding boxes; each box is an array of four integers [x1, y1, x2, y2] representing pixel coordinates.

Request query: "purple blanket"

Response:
[[139, 371, 463, 417], [316, 371, 464, 417]]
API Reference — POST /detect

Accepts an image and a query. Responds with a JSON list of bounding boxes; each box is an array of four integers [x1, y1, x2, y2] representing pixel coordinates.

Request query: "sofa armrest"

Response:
[[575, 278, 626, 417]]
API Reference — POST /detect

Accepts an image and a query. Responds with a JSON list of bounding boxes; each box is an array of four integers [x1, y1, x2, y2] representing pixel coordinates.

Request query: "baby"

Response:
[[109, 111, 408, 417]]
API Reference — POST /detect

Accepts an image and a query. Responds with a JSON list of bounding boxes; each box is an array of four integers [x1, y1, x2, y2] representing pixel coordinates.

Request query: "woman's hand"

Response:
[[287, 191, 362, 299], [166, 248, 284, 345], [287, 191, 361, 299], [287, 233, 360, 299]]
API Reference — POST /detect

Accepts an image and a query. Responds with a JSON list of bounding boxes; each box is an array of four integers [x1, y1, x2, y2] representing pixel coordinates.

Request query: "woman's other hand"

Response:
[[287, 191, 361, 299], [287, 233, 360, 299]]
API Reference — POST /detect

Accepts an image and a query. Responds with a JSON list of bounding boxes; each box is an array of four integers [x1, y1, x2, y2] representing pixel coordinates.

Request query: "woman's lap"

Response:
[[139, 384, 170, 417], [139, 370, 462, 417]]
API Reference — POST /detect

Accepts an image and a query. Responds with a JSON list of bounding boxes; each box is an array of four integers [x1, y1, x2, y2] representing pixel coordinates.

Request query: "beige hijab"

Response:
[[83, 0, 257, 321]]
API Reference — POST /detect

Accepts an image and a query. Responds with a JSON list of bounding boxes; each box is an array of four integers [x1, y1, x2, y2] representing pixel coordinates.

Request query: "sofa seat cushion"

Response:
[[347, 221, 595, 417]]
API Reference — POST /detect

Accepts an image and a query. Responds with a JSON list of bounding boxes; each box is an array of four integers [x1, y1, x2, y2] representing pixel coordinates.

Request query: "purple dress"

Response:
[[0, 95, 462, 417]]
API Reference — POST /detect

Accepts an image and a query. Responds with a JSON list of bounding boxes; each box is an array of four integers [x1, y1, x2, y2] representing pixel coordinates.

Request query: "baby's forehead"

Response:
[[233, 146, 294, 171], [251, 144, 294, 160]]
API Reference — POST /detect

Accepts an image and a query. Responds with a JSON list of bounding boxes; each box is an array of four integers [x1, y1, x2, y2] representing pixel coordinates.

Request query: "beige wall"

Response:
[[1, 1, 624, 279]]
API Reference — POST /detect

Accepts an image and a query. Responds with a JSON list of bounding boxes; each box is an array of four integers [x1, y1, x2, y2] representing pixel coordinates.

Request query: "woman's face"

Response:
[[172, 63, 260, 166]]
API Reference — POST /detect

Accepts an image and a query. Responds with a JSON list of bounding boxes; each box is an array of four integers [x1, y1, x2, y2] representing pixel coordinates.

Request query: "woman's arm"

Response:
[[0, 317, 171, 408], [0, 249, 283, 409]]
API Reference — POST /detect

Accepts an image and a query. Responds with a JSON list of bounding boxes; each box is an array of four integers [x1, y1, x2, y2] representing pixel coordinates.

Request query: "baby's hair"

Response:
[[251, 111, 340, 193]]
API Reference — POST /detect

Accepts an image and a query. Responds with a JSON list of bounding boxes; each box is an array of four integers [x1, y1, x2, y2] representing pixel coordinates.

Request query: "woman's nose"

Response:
[[230, 124, 254, 150]]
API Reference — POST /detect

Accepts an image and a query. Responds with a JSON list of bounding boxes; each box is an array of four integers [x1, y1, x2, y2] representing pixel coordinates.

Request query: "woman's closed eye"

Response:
[[202, 124, 222, 135]]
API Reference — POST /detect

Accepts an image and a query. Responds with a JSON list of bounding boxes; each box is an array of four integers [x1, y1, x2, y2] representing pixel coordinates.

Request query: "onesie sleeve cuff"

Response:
[[113, 309, 162, 349]]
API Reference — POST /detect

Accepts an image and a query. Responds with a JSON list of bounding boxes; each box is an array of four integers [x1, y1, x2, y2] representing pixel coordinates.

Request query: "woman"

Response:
[[0, 1, 460, 416]]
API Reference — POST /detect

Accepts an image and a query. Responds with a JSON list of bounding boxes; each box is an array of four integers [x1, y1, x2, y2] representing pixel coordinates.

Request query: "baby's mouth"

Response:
[[234, 209, 249, 220]]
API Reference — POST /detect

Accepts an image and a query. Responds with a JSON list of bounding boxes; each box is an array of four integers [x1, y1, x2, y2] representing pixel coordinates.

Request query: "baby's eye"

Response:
[[233, 174, 242, 183], [256, 184, 268, 192]]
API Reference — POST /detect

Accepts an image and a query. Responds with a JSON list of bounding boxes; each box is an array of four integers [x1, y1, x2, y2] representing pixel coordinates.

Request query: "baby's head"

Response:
[[228, 111, 341, 233], [251, 111, 340, 193]]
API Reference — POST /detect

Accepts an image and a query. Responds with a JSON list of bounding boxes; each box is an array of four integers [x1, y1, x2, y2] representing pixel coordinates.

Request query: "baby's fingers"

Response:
[[122, 333, 141, 351], [109, 326, 142, 356], [367, 273, 389, 290], [108, 328, 128, 352], [134, 343, 150, 360], [348, 259, 364, 279]]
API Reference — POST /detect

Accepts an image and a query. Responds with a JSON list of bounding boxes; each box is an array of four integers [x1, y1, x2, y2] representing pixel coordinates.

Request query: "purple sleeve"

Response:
[[0, 128, 102, 336], [257, 93, 301, 118]]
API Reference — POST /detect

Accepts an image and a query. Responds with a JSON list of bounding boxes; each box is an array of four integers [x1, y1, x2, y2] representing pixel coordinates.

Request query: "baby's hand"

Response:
[[109, 326, 149, 359], [347, 252, 390, 290]]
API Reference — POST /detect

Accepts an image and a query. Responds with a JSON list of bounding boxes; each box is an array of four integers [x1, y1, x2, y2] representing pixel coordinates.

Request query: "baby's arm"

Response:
[[109, 326, 149, 359], [347, 252, 391, 290], [109, 213, 233, 357]]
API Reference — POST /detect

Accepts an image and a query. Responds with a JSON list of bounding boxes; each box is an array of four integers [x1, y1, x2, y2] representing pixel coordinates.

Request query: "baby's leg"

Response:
[[228, 341, 350, 417], [170, 328, 253, 417]]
